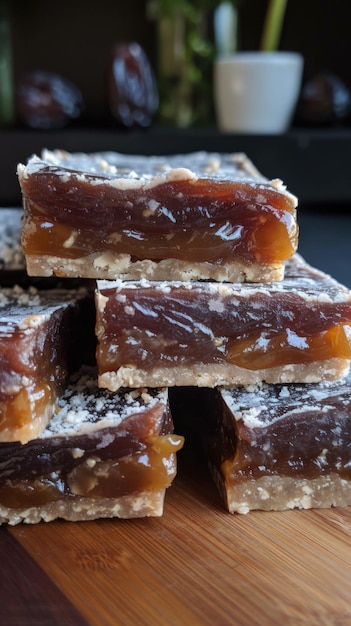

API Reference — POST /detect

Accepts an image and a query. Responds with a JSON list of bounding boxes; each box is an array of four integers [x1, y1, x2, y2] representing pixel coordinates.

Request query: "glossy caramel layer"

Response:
[[215, 371, 351, 484], [18, 151, 298, 280], [0, 435, 182, 509], [95, 255, 351, 388]]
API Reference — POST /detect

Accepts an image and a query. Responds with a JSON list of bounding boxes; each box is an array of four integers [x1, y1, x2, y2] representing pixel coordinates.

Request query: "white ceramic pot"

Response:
[[214, 51, 304, 134]]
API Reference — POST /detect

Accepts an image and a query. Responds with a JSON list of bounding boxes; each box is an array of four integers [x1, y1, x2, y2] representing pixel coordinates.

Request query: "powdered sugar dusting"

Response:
[[0, 285, 88, 336], [220, 369, 351, 429], [42, 366, 168, 437], [0, 209, 26, 270], [18, 149, 297, 205]]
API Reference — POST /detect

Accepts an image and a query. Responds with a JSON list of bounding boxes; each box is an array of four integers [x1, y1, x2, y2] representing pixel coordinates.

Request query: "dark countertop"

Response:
[[2, 127, 351, 205], [298, 206, 351, 288]]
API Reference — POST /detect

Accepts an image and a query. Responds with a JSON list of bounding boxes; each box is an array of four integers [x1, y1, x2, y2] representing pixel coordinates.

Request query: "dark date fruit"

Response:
[[297, 72, 351, 125], [107, 42, 158, 127], [16, 70, 85, 129]]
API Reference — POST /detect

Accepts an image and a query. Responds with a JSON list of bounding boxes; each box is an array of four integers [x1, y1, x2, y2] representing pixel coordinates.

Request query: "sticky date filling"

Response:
[[216, 392, 351, 484], [96, 283, 351, 372], [0, 427, 183, 509], [22, 175, 297, 265], [185, 375, 351, 494]]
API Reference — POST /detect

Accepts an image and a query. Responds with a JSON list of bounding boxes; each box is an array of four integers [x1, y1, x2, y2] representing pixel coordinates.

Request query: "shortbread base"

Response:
[[25, 253, 283, 283]]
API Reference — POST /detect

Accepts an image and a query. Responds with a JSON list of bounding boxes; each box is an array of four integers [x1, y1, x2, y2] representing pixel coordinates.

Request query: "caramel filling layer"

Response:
[[21, 175, 297, 266], [0, 382, 55, 443], [0, 433, 184, 509], [196, 379, 351, 486], [96, 277, 351, 374]]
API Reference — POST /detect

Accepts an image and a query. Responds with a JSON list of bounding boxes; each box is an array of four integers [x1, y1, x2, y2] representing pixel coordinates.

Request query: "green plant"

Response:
[[149, 0, 230, 126], [149, 0, 289, 126], [260, 0, 288, 52]]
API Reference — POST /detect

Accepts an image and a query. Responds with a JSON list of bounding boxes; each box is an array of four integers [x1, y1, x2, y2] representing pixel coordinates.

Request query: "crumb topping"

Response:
[[220, 370, 351, 429], [42, 366, 168, 437], [0, 285, 88, 335], [17, 149, 297, 206], [0, 209, 26, 270], [96, 254, 351, 304]]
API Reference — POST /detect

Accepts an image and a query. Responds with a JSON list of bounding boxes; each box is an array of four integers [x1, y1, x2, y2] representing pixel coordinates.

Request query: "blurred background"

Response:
[[5, 0, 351, 127]]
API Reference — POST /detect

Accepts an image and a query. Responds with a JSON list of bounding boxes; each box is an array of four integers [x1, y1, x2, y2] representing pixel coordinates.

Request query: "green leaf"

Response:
[[260, 0, 288, 52]]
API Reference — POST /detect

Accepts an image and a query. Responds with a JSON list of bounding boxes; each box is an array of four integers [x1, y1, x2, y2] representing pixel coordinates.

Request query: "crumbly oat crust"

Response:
[[219, 473, 351, 514], [25, 253, 284, 283], [0, 491, 165, 525], [98, 359, 350, 391]]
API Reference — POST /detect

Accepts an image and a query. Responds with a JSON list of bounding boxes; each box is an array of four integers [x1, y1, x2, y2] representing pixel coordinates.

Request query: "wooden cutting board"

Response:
[[1, 445, 351, 626]]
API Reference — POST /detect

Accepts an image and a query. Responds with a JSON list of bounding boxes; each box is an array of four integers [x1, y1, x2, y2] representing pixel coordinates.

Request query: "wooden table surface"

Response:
[[2, 442, 351, 626]]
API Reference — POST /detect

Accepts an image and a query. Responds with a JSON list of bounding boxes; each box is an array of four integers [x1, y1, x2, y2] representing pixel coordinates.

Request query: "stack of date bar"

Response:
[[1, 148, 350, 525]]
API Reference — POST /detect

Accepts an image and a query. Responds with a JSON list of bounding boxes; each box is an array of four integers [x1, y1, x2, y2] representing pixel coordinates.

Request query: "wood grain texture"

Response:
[[0, 528, 89, 626], [4, 449, 351, 626]]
